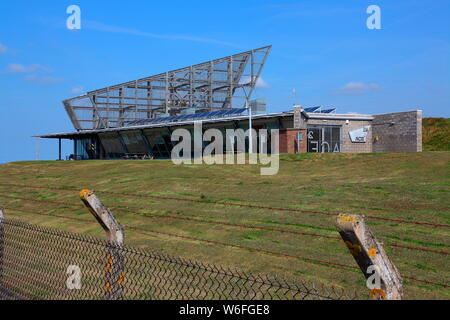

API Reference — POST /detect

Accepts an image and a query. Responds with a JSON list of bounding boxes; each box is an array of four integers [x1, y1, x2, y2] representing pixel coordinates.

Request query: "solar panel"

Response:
[[124, 107, 250, 127], [321, 108, 336, 114], [215, 110, 227, 116], [304, 106, 320, 113], [229, 108, 246, 115], [177, 115, 190, 120], [209, 111, 222, 117]]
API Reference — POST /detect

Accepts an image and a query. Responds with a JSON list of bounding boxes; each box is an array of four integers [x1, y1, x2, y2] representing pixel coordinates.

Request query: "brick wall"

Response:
[[372, 110, 422, 152], [279, 129, 307, 153]]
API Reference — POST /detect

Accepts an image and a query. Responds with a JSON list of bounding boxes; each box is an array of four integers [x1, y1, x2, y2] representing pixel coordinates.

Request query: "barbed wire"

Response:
[[0, 217, 359, 300], [0, 183, 448, 228], [1, 194, 448, 257], [4, 207, 449, 289]]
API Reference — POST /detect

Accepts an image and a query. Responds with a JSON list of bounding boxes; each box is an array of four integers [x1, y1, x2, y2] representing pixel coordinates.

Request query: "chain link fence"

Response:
[[0, 217, 358, 300]]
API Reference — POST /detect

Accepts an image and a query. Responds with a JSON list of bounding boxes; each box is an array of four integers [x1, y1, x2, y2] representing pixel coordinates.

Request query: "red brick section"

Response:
[[279, 129, 307, 153]]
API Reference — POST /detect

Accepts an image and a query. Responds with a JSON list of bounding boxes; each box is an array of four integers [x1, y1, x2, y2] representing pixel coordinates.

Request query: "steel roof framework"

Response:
[[63, 46, 272, 131]]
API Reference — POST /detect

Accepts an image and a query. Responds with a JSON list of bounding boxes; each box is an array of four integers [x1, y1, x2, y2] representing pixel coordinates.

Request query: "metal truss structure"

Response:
[[64, 46, 272, 131]]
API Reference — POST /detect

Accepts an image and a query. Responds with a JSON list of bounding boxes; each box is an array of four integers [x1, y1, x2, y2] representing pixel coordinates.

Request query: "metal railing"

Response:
[[0, 217, 357, 300]]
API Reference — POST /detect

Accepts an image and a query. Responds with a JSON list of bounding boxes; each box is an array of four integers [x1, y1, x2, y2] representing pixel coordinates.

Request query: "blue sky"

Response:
[[0, 0, 449, 163]]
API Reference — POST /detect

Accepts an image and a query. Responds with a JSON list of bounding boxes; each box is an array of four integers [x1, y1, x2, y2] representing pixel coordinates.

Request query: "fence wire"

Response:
[[0, 218, 358, 300]]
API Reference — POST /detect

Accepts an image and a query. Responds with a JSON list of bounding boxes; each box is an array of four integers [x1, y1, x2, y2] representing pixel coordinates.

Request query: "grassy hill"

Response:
[[423, 118, 450, 151], [0, 152, 449, 299]]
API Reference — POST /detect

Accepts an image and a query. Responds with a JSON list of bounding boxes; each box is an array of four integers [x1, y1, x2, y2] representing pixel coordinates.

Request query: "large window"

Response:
[[121, 131, 149, 155], [143, 129, 172, 158], [98, 133, 125, 159], [307, 126, 341, 153], [75, 138, 96, 160]]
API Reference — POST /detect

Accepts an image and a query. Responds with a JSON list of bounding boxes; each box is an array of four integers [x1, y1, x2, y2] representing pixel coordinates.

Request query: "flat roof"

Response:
[[35, 111, 295, 139], [36, 110, 374, 139], [306, 113, 374, 120]]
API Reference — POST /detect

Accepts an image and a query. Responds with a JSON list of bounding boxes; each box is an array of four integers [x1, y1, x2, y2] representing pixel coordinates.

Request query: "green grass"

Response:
[[423, 118, 450, 151], [0, 151, 449, 299], [243, 231, 267, 240]]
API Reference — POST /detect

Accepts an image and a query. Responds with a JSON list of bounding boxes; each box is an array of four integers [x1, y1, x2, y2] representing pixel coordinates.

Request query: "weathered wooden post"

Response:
[[336, 214, 403, 300], [79, 189, 125, 300]]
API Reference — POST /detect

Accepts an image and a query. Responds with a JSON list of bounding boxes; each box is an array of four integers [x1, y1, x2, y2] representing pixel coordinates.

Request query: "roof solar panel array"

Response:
[[304, 106, 336, 114], [125, 108, 247, 127], [320, 108, 336, 114], [123, 105, 337, 127], [304, 106, 320, 113]]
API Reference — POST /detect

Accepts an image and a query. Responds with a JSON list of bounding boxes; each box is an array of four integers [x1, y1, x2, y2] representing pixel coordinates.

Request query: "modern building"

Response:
[[37, 46, 423, 159]]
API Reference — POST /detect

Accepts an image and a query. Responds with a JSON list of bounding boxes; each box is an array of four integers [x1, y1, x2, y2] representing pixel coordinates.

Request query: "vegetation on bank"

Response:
[[423, 117, 450, 151], [0, 152, 449, 299]]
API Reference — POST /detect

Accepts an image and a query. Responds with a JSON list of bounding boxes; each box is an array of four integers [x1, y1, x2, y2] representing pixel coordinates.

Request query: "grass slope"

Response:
[[423, 118, 450, 151], [0, 152, 449, 299]]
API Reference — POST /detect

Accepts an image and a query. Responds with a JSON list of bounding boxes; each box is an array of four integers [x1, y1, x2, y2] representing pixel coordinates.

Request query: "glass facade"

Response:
[[121, 131, 149, 155], [98, 132, 125, 159], [307, 126, 341, 153], [75, 137, 98, 160], [73, 119, 281, 160], [143, 129, 172, 158]]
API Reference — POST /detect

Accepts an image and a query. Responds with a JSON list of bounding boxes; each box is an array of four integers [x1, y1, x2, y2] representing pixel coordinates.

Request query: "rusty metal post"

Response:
[[336, 214, 403, 300], [79, 190, 124, 300]]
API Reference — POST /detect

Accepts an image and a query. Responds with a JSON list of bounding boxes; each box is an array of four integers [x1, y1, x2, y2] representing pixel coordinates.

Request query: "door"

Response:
[[307, 126, 341, 153]]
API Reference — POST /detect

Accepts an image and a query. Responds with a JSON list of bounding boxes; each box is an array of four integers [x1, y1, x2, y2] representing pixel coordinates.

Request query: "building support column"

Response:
[[58, 138, 62, 161], [73, 139, 78, 159]]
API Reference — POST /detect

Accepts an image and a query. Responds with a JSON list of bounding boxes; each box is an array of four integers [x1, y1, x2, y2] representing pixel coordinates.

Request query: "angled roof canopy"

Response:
[[64, 45, 272, 131]]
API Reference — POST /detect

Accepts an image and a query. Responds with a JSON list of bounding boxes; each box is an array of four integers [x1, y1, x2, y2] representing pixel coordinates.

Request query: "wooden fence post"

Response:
[[336, 214, 403, 300], [79, 189, 124, 300]]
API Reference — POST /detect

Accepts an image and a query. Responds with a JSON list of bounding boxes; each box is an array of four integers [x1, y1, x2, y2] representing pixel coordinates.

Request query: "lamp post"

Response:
[[243, 86, 252, 154], [247, 97, 253, 154]]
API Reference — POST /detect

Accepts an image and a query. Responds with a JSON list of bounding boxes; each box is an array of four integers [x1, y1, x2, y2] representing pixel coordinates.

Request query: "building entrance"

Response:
[[307, 126, 341, 153]]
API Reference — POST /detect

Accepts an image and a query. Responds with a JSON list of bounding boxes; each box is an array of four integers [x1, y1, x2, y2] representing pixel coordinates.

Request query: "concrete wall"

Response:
[[372, 110, 422, 152], [293, 106, 307, 129]]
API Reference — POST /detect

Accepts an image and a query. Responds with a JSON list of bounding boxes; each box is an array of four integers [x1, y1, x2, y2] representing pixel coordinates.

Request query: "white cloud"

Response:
[[256, 77, 269, 89], [84, 20, 239, 47], [24, 74, 64, 85], [240, 76, 270, 89], [4, 62, 63, 85], [333, 82, 381, 95], [0, 43, 7, 54], [5, 63, 51, 74], [71, 86, 85, 95]]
